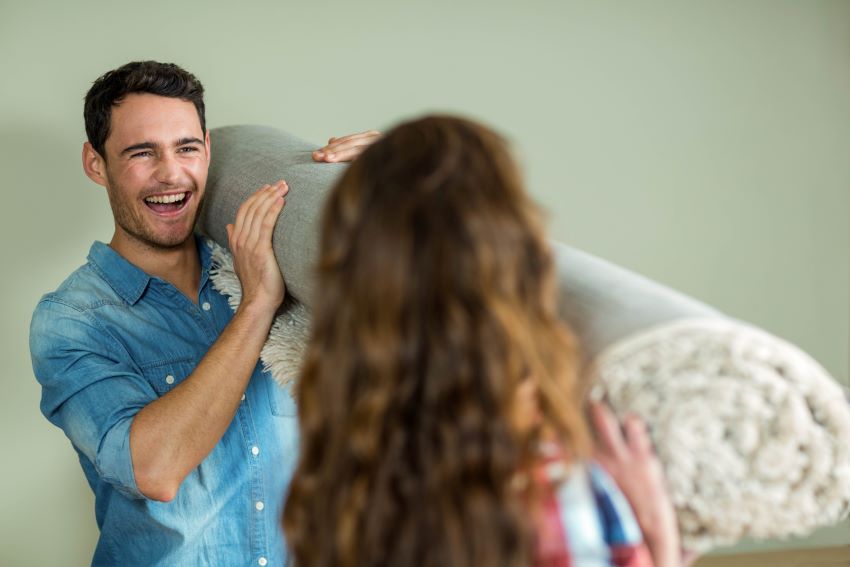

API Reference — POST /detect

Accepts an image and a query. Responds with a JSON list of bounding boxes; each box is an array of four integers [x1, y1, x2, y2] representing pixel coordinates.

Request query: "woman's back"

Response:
[[283, 115, 659, 567]]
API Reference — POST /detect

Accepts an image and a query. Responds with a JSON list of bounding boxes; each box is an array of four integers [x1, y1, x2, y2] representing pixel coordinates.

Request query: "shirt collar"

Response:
[[196, 234, 214, 291], [87, 234, 214, 306]]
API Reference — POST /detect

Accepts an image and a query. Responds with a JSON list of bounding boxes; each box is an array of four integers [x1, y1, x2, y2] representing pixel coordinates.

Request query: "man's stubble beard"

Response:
[[106, 171, 204, 251]]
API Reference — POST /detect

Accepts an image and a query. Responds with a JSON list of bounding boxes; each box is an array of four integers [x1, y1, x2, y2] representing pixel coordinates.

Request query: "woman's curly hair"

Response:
[[283, 115, 588, 567]]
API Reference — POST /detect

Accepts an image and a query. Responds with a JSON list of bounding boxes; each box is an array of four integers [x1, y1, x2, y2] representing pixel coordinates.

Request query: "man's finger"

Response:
[[256, 189, 286, 240], [237, 182, 286, 239], [324, 130, 379, 146], [317, 140, 377, 162], [314, 131, 381, 161], [260, 195, 286, 238], [325, 138, 372, 154], [243, 188, 277, 240], [312, 149, 347, 162], [234, 185, 272, 243], [322, 147, 368, 163], [243, 184, 286, 249], [234, 185, 267, 230]]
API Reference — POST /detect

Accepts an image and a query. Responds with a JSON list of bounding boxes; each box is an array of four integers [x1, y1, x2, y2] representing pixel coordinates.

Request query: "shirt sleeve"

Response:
[[30, 297, 159, 500]]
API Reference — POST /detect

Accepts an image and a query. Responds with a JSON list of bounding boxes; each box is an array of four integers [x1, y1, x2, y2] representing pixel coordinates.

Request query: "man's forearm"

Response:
[[130, 301, 276, 501]]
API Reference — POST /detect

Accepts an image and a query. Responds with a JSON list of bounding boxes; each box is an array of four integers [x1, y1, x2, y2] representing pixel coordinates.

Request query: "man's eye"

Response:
[[131, 151, 152, 158], [178, 146, 199, 153]]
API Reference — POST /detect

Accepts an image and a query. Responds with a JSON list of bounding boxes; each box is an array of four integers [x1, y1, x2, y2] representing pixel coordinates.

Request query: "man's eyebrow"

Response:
[[119, 137, 204, 156], [176, 137, 204, 146], [120, 141, 159, 156]]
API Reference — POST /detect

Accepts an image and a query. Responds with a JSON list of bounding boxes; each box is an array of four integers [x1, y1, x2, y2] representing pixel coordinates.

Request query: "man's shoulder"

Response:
[[36, 256, 124, 314], [29, 260, 120, 367]]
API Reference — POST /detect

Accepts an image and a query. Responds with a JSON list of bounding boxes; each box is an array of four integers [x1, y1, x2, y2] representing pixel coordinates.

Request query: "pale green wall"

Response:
[[1, 1, 847, 564]]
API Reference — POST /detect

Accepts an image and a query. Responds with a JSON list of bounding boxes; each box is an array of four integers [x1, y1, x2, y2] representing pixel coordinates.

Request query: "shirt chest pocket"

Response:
[[141, 359, 197, 396], [264, 373, 298, 417]]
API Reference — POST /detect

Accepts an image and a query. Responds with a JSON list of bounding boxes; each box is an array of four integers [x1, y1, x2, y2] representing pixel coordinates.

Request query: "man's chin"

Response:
[[146, 214, 201, 249], [115, 208, 201, 252], [150, 230, 197, 250], [129, 226, 197, 251]]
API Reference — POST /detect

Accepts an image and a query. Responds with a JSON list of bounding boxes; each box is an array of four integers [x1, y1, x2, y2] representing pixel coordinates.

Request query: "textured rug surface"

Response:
[[589, 318, 850, 552]]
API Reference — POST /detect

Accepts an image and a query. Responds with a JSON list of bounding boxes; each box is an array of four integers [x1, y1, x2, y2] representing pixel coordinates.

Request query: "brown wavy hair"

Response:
[[283, 115, 588, 567]]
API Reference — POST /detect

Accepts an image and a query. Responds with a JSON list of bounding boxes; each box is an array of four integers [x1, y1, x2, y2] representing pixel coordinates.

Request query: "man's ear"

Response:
[[82, 142, 108, 187], [205, 130, 211, 162]]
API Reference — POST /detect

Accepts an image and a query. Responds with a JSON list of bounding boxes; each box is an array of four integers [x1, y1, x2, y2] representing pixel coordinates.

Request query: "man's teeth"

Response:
[[145, 193, 186, 204]]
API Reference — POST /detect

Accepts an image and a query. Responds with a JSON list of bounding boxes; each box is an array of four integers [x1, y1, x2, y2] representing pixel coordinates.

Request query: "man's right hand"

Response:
[[226, 180, 288, 313]]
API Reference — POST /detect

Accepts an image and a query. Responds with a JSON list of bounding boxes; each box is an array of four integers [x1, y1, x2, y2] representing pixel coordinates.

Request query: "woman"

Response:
[[283, 116, 680, 566]]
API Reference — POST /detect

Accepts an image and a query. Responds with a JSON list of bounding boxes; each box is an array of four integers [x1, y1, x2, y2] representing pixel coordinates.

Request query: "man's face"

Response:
[[99, 93, 210, 250]]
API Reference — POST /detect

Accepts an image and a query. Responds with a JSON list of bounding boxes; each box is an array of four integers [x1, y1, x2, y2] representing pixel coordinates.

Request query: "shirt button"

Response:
[[251, 446, 260, 456], [165, 375, 175, 385], [241, 393, 246, 401], [258, 558, 268, 566], [255, 501, 265, 511], [202, 301, 211, 311]]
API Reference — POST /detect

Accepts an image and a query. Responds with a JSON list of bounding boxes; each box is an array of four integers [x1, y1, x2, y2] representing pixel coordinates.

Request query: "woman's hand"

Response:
[[589, 400, 683, 567]]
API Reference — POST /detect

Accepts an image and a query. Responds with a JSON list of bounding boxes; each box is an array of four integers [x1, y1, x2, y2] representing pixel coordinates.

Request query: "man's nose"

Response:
[[155, 154, 181, 185]]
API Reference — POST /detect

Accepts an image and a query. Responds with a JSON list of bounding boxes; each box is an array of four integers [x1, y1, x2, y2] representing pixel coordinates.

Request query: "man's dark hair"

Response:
[[84, 60, 206, 159]]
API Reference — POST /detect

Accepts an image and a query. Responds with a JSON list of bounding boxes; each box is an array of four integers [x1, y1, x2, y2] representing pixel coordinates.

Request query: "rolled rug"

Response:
[[198, 124, 850, 552]]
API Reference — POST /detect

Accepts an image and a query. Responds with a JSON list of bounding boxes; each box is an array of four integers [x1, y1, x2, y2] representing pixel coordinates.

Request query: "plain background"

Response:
[[1, 1, 847, 564]]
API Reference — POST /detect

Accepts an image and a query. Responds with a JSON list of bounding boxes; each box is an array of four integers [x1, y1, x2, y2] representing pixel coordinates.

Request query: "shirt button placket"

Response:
[[237, 370, 267, 566], [248, 441, 264, 562]]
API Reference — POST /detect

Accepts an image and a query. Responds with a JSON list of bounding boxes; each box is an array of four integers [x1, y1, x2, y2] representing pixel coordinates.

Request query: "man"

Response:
[[29, 60, 378, 566]]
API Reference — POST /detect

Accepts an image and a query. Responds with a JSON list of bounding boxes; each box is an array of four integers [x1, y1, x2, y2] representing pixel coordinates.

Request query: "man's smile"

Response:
[[143, 191, 192, 215]]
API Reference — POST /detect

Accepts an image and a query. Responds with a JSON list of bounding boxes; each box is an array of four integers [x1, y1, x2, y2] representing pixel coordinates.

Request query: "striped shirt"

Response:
[[532, 449, 654, 567]]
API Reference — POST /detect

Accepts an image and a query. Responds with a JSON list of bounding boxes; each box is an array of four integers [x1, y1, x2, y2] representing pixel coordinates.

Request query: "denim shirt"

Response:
[[30, 236, 299, 567]]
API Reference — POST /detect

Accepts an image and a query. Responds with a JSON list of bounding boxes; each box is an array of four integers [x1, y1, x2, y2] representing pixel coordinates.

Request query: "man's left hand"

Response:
[[312, 130, 381, 163]]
